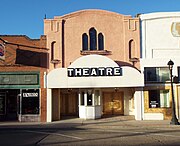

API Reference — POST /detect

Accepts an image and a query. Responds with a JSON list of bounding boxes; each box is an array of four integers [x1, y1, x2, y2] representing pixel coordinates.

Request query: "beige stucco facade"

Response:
[[44, 9, 140, 71], [45, 9, 142, 122]]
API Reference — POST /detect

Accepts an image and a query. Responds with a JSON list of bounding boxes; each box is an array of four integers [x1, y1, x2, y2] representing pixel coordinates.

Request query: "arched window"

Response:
[[98, 33, 104, 50], [82, 33, 88, 51], [129, 39, 135, 59], [89, 27, 97, 50], [82, 28, 106, 52], [51, 41, 56, 61]]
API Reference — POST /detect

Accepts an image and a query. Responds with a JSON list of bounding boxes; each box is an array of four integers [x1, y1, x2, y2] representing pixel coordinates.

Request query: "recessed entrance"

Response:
[[60, 91, 78, 117], [103, 92, 124, 115]]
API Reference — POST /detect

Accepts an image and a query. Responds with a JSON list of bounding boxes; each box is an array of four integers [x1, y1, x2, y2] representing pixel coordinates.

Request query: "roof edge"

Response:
[[54, 9, 132, 19], [0, 35, 42, 41], [140, 11, 180, 20]]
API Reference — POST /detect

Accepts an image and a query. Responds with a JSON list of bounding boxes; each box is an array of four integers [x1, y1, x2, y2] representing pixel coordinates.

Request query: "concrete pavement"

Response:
[[1, 116, 180, 146]]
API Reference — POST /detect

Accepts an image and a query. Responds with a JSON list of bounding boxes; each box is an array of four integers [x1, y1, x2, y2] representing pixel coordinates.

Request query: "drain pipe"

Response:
[[62, 19, 65, 68]]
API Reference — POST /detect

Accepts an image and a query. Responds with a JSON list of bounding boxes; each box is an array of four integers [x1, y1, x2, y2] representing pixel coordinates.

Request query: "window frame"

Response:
[[21, 89, 40, 115], [98, 33, 104, 51], [148, 89, 170, 108], [81, 28, 106, 53], [82, 33, 88, 51], [51, 41, 56, 61], [89, 27, 97, 51], [144, 67, 170, 83]]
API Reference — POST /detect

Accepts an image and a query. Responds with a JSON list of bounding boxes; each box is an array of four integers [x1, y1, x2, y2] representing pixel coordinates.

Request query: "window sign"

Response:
[[22, 89, 39, 114], [150, 101, 158, 108], [0, 93, 6, 115], [22, 92, 38, 98]]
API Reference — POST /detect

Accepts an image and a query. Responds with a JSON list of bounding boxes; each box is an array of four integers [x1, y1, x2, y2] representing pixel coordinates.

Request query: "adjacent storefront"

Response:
[[140, 12, 180, 120], [0, 72, 40, 122]]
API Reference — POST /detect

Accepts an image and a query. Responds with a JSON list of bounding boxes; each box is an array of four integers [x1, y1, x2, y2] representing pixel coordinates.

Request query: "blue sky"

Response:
[[1, 0, 180, 38]]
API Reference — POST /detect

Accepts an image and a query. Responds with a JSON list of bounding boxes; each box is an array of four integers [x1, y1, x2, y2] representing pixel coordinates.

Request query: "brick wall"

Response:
[[0, 35, 48, 122]]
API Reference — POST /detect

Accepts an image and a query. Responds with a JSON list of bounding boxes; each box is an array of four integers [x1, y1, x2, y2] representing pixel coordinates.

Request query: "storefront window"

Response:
[[22, 89, 39, 114], [149, 90, 170, 108], [0, 93, 6, 115], [94, 90, 100, 105], [145, 67, 169, 83]]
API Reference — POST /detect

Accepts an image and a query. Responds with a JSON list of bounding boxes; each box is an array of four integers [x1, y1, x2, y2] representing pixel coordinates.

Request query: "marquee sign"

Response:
[[68, 67, 122, 77], [48, 55, 143, 88]]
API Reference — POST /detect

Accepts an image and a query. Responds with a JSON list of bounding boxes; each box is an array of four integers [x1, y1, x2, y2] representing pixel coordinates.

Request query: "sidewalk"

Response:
[[46, 116, 177, 130], [0, 115, 177, 129], [80, 116, 173, 128]]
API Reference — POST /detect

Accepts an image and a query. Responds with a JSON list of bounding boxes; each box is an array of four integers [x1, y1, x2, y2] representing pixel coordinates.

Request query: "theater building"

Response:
[[44, 9, 144, 122], [140, 12, 180, 120], [0, 35, 48, 122], [2, 10, 180, 122]]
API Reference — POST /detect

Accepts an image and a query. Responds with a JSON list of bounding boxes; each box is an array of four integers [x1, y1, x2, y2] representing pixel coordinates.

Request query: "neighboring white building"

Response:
[[140, 12, 180, 120]]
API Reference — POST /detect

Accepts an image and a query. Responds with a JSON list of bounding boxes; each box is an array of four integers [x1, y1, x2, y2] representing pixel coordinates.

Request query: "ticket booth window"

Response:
[[94, 90, 100, 105], [78, 90, 102, 119], [80, 92, 85, 106], [79, 90, 101, 106], [87, 93, 92, 106]]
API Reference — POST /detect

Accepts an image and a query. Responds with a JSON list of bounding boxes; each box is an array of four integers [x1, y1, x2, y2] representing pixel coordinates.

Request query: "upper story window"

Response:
[[144, 67, 170, 83], [89, 28, 97, 50], [50, 41, 60, 67], [98, 33, 104, 51], [82, 27, 111, 55], [129, 39, 135, 59], [51, 41, 56, 61], [82, 27, 104, 51], [82, 33, 88, 51]]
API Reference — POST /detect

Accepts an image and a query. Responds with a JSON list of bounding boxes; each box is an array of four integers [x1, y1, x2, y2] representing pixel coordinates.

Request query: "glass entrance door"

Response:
[[113, 92, 124, 115], [6, 90, 19, 120], [0, 92, 6, 116], [0, 90, 20, 121]]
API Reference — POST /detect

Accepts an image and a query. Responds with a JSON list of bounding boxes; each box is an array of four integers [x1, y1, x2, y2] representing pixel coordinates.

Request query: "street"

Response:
[[1, 116, 180, 146]]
